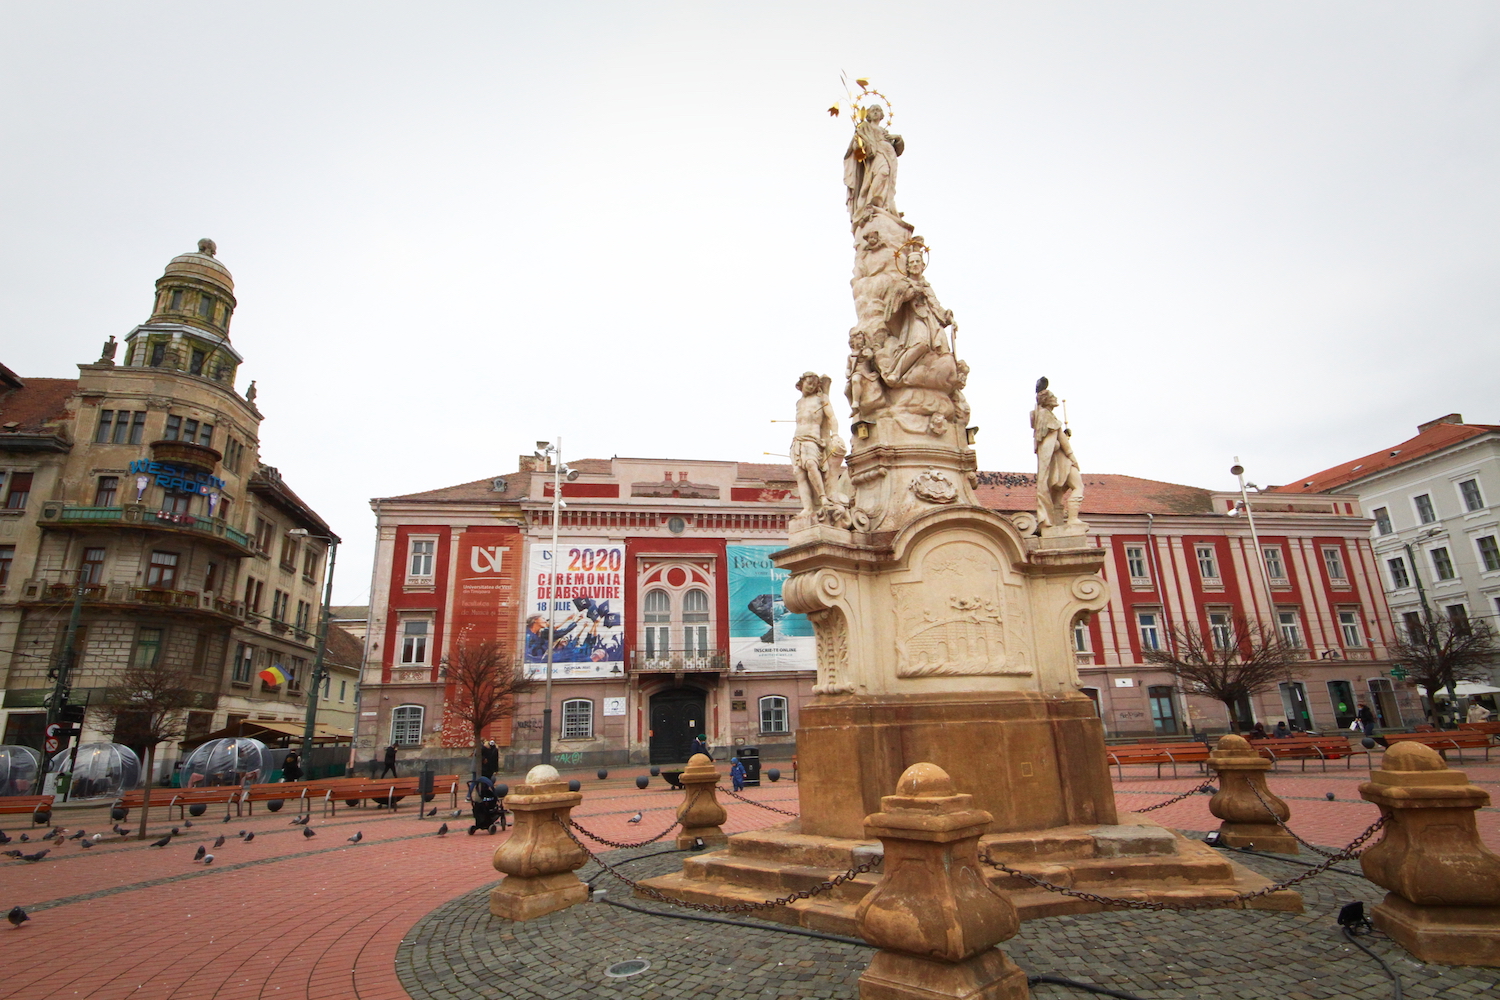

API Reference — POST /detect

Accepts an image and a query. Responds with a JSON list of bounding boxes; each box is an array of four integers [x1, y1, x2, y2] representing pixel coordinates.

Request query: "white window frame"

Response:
[[391, 705, 423, 745], [1386, 556, 1410, 590], [1276, 609, 1303, 649], [1337, 609, 1365, 648], [683, 588, 711, 659], [1136, 610, 1161, 651], [1321, 545, 1348, 582], [1430, 546, 1456, 581], [561, 698, 594, 740], [400, 617, 432, 665], [1457, 478, 1485, 513], [1413, 493, 1436, 525], [1072, 616, 1092, 653], [759, 695, 789, 734], [643, 589, 671, 660], [1371, 507, 1392, 536], [1476, 535, 1500, 574], [1195, 544, 1220, 582], [407, 537, 436, 581], [1261, 545, 1288, 583], [1124, 546, 1150, 585], [1208, 611, 1232, 650]]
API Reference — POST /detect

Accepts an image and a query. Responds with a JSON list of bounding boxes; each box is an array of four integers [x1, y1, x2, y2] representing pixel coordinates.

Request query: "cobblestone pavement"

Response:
[[2, 761, 1496, 1000]]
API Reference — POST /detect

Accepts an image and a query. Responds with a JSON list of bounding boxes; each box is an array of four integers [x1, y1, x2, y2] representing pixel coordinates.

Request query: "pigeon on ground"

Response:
[[80, 841, 93, 850], [2, 850, 21, 858], [426, 807, 437, 817], [290, 816, 309, 826], [19, 834, 29, 843], [436, 823, 448, 836], [1326, 792, 1336, 801], [91, 834, 103, 842], [113, 825, 129, 837], [302, 827, 315, 839], [243, 832, 255, 843], [20, 850, 49, 862], [237, 830, 246, 838], [68, 830, 85, 840], [7, 906, 27, 927], [223, 813, 232, 823], [627, 812, 643, 824], [193, 845, 206, 861], [51, 836, 65, 847], [48, 827, 62, 838], [183, 820, 193, 828], [171, 827, 180, 836], [0, 830, 10, 844], [347, 832, 362, 844], [202, 854, 214, 865], [149, 835, 172, 848], [450, 809, 463, 818], [213, 836, 225, 848]]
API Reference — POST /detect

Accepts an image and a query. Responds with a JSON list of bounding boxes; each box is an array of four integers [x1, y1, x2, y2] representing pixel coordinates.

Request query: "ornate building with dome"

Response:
[[0, 242, 358, 784]]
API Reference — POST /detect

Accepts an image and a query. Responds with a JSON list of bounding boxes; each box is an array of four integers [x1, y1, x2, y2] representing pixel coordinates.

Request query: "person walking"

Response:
[[481, 740, 499, 781], [1357, 703, 1377, 739], [691, 733, 710, 760], [1467, 700, 1494, 724], [381, 744, 398, 778], [730, 757, 746, 792]]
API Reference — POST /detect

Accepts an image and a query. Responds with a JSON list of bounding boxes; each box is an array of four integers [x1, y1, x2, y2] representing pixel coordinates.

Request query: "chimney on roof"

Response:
[[1418, 414, 1464, 433], [517, 454, 547, 474]]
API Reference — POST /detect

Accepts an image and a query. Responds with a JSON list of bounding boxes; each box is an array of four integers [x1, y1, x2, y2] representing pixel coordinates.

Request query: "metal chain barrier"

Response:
[[1132, 779, 1217, 813], [721, 785, 800, 817], [1246, 780, 1341, 858], [980, 813, 1387, 912], [568, 816, 680, 850], [560, 819, 879, 913]]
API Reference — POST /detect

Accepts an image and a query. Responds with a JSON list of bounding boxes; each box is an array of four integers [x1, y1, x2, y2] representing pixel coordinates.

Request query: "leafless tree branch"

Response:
[[1142, 613, 1306, 732]]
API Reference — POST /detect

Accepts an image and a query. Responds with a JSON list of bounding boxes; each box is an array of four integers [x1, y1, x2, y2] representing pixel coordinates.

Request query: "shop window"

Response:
[[562, 699, 594, 740], [1148, 686, 1179, 735]]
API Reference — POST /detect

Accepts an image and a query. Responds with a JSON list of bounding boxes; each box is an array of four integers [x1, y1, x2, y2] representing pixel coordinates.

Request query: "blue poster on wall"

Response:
[[726, 545, 815, 672]]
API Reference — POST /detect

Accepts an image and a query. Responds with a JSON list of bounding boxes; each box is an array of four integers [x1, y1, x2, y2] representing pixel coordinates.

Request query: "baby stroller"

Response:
[[468, 776, 505, 835]]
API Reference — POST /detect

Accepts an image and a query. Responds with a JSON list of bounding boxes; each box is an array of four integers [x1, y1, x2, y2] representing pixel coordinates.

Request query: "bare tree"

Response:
[[1142, 614, 1306, 732], [1388, 617, 1496, 727], [90, 657, 203, 839], [443, 637, 531, 784]]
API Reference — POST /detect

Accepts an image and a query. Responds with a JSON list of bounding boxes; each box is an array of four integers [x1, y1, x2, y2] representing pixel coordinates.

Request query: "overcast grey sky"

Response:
[[3, 3, 1497, 603]]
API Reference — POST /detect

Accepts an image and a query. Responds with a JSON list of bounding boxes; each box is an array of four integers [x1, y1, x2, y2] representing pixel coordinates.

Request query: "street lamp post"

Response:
[[289, 529, 339, 770], [534, 439, 578, 766], [1229, 458, 1279, 618]]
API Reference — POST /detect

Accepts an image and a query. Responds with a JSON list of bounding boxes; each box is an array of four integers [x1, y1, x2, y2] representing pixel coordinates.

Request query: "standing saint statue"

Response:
[[1031, 377, 1086, 535], [792, 372, 854, 525], [843, 104, 904, 219]]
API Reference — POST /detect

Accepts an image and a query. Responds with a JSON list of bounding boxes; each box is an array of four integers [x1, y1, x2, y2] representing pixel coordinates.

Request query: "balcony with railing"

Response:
[[629, 649, 729, 673], [21, 579, 245, 622], [38, 503, 255, 556]]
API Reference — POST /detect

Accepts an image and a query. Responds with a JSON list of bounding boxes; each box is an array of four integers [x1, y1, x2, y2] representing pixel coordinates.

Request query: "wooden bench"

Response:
[[0, 795, 55, 826], [1105, 742, 1211, 779], [309, 775, 461, 817], [1375, 730, 1496, 762], [241, 781, 325, 817], [1247, 735, 1353, 772], [1459, 721, 1500, 736]]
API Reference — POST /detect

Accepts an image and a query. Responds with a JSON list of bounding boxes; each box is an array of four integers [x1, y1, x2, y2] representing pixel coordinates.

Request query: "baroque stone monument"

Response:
[[641, 85, 1296, 930]]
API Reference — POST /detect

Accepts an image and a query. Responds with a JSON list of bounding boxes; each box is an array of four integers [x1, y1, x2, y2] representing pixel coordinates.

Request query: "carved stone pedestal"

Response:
[[1207, 735, 1296, 854], [1359, 743, 1500, 966], [856, 763, 1029, 1000], [676, 753, 728, 850], [489, 765, 589, 921]]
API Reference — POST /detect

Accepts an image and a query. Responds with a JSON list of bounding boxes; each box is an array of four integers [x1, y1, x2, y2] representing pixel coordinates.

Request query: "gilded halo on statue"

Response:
[[893, 235, 932, 274], [831, 74, 895, 160]]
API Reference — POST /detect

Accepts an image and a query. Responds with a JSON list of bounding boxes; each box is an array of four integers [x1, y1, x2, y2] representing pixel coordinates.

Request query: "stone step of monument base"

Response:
[[635, 814, 1302, 935]]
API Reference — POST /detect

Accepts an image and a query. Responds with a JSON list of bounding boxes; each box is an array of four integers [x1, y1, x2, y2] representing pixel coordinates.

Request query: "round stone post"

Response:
[[489, 764, 589, 921], [1206, 735, 1296, 854], [1358, 742, 1500, 966], [855, 763, 1029, 1000], [676, 752, 728, 850]]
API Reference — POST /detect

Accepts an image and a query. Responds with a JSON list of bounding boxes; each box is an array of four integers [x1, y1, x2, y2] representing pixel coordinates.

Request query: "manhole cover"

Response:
[[604, 959, 651, 979]]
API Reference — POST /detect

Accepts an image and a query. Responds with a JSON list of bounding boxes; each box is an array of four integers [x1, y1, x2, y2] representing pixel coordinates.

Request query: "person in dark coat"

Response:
[[692, 733, 710, 760], [381, 744, 398, 778], [281, 751, 303, 782], [481, 740, 499, 780], [1357, 703, 1377, 739]]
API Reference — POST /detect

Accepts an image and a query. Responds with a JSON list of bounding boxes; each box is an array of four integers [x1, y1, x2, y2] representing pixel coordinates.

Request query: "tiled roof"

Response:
[[1272, 420, 1500, 494], [322, 624, 364, 668], [329, 605, 368, 620], [382, 469, 531, 503], [974, 472, 1215, 515], [0, 376, 77, 433]]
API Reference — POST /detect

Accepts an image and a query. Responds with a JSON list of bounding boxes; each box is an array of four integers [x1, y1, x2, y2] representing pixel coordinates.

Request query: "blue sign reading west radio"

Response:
[[128, 459, 225, 495], [727, 545, 814, 672]]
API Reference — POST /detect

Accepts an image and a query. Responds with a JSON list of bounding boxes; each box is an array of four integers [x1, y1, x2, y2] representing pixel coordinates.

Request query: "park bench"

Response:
[[311, 775, 461, 817], [1376, 730, 1496, 763], [162, 786, 245, 819], [1458, 721, 1500, 736], [241, 781, 323, 817], [1104, 742, 1210, 779], [0, 795, 55, 827], [1247, 735, 1353, 772]]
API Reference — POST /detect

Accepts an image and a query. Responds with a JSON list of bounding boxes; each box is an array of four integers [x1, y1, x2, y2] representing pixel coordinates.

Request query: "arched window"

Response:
[[562, 698, 594, 740], [643, 590, 671, 660], [684, 589, 710, 658], [759, 695, 789, 734], [391, 705, 424, 746]]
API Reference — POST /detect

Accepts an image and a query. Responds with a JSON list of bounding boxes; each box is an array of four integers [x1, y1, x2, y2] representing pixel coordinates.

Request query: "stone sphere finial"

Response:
[[1216, 734, 1252, 752], [525, 764, 561, 784], [1381, 741, 1447, 772], [895, 762, 955, 798], [688, 752, 712, 766], [198, 238, 217, 256]]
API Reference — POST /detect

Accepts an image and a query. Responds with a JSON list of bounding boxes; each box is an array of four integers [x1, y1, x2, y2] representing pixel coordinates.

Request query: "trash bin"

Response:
[[738, 746, 761, 787]]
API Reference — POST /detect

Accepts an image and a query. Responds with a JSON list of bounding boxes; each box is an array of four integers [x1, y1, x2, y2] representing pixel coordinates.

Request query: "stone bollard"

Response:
[[1358, 742, 1500, 966], [1207, 734, 1296, 854], [676, 752, 728, 850], [855, 763, 1029, 1000], [489, 764, 589, 920]]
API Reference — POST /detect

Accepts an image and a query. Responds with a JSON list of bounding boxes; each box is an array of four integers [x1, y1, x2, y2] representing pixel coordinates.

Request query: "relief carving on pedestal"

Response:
[[909, 469, 958, 505], [891, 543, 1032, 677], [808, 607, 853, 695]]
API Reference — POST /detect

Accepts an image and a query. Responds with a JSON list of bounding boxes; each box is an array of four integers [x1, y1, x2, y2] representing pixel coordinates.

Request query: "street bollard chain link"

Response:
[[568, 816, 681, 850], [720, 785, 800, 817], [980, 813, 1387, 912], [559, 819, 878, 913], [1246, 779, 1341, 858], [1133, 779, 1217, 812]]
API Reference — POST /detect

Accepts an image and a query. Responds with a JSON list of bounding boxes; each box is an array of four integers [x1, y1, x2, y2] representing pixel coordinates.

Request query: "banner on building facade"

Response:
[[523, 543, 626, 679], [726, 545, 815, 672], [443, 526, 524, 748]]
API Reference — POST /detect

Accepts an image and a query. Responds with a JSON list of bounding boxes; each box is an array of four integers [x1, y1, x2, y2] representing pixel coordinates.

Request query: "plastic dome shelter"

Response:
[[47, 743, 141, 799], [0, 745, 42, 796], [178, 737, 269, 788]]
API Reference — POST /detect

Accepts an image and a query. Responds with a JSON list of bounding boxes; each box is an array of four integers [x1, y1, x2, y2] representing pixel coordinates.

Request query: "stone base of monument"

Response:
[[1214, 822, 1299, 855], [1371, 894, 1500, 967], [489, 873, 590, 921], [860, 948, 1030, 1000], [637, 815, 1302, 931]]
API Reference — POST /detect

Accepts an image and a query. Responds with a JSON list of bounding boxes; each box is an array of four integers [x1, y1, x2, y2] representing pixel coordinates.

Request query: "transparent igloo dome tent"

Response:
[[179, 737, 269, 787], [47, 743, 140, 799], [0, 745, 42, 796]]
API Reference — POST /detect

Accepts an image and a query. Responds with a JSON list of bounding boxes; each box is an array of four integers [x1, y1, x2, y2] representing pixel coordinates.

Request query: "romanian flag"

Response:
[[259, 664, 288, 686]]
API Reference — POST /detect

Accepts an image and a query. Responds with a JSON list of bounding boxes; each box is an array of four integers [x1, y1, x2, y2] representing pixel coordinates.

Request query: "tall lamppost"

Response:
[[533, 440, 578, 765], [289, 528, 339, 770], [1228, 458, 1278, 617]]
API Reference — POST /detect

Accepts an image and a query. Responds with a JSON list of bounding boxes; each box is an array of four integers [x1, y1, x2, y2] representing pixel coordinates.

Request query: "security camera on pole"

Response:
[[533, 439, 579, 766]]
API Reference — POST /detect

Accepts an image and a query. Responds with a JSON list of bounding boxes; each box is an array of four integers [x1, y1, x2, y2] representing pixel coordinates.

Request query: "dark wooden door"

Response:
[[649, 688, 706, 765]]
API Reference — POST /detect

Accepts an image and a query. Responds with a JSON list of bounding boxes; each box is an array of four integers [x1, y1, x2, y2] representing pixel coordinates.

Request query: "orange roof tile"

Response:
[[0, 376, 77, 433], [1272, 420, 1499, 494]]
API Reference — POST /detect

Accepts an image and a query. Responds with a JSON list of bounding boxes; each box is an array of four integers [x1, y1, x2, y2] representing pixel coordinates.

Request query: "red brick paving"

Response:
[[1, 759, 1496, 1000]]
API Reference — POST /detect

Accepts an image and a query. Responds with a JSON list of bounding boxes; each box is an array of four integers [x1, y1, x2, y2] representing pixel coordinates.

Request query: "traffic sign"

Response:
[[44, 724, 60, 753]]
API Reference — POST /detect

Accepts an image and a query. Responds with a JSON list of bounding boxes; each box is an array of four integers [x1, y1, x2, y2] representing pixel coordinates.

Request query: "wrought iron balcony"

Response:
[[38, 503, 254, 556], [20, 579, 245, 622], [628, 650, 728, 673]]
